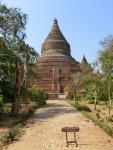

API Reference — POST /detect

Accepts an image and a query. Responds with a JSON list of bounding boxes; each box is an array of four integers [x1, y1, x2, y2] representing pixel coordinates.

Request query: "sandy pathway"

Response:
[[4, 100, 113, 150]]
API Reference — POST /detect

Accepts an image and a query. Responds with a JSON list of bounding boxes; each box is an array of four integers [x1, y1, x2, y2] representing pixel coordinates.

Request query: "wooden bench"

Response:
[[61, 126, 80, 147]]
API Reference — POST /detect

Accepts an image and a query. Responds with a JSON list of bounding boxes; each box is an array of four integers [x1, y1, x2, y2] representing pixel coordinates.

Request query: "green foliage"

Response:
[[97, 82, 108, 101], [84, 85, 94, 101], [0, 96, 4, 108], [68, 91, 75, 100], [0, 80, 16, 102], [28, 107, 36, 114], [64, 85, 75, 100], [71, 99, 113, 137], [72, 101, 91, 112], [86, 99, 94, 104], [105, 115, 113, 122], [98, 35, 113, 114], [20, 87, 30, 101], [1, 125, 20, 143], [0, 3, 38, 116], [0, 96, 4, 119], [31, 89, 48, 107]]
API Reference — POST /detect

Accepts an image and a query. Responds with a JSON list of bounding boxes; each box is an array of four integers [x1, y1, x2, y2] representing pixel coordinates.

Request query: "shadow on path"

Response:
[[32, 100, 77, 121]]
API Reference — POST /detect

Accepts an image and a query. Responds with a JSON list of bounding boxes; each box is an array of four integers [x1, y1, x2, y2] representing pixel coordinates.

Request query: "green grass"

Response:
[[82, 111, 113, 137], [71, 101, 113, 138], [105, 115, 113, 122], [1, 125, 21, 143], [71, 101, 91, 112]]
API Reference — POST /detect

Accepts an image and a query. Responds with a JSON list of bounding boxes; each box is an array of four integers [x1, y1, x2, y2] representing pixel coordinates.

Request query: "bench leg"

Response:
[[74, 132, 78, 147], [64, 131, 78, 147], [66, 132, 69, 147]]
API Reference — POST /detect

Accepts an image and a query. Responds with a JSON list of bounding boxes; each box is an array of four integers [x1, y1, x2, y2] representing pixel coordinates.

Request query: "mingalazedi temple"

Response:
[[36, 19, 84, 99]]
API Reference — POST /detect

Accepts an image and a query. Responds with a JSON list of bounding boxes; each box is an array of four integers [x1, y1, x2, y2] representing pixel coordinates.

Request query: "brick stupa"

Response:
[[36, 19, 80, 99]]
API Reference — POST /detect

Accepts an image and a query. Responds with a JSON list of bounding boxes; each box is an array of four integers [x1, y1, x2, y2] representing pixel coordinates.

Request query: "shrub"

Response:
[[105, 115, 113, 122], [84, 86, 94, 102], [0, 80, 16, 103], [73, 101, 91, 112], [1, 125, 20, 143], [86, 99, 94, 104], [28, 107, 36, 114], [0, 96, 4, 108], [102, 112, 105, 115], [96, 109, 101, 113], [64, 85, 75, 100], [31, 89, 48, 107], [0, 96, 4, 119]]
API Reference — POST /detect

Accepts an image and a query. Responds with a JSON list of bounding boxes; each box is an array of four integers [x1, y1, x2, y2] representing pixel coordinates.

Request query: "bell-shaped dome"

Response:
[[41, 19, 71, 56]]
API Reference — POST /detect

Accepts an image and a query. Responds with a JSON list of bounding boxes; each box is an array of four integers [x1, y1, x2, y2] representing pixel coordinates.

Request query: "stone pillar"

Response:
[[52, 67, 55, 99], [58, 83, 60, 94], [57, 68, 60, 95]]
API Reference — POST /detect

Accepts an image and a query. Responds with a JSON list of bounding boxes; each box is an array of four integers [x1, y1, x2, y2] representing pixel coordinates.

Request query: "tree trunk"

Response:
[[94, 87, 97, 110], [108, 82, 111, 115], [12, 97, 21, 116], [73, 86, 77, 101], [73, 92, 76, 101], [11, 60, 20, 116], [94, 74, 97, 110]]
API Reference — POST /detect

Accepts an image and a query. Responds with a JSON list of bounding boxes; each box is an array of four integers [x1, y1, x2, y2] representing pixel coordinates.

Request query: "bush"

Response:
[[31, 89, 48, 107], [105, 115, 113, 122], [0, 96, 4, 108], [0, 80, 16, 103], [86, 99, 94, 104], [0, 96, 4, 119], [28, 107, 36, 114], [1, 125, 20, 143], [84, 86, 94, 102], [73, 101, 91, 112]]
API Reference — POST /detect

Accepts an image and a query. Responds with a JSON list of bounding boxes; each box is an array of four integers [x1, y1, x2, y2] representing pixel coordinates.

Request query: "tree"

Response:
[[72, 72, 84, 100], [0, 37, 16, 104], [98, 35, 113, 114], [92, 61, 100, 110], [0, 4, 38, 116], [71, 60, 101, 110]]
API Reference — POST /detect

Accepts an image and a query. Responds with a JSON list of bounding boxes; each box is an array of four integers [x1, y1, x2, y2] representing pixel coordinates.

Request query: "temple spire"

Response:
[[45, 19, 67, 41], [53, 18, 58, 24], [82, 55, 88, 64], [41, 19, 70, 56], [80, 55, 93, 73]]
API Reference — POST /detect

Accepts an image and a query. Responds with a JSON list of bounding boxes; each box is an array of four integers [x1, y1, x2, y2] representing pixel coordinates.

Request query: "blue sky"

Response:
[[2, 0, 113, 63]]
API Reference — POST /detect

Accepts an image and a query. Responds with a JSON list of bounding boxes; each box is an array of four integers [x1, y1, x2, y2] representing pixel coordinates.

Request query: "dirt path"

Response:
[[4, 100, 113, 150]]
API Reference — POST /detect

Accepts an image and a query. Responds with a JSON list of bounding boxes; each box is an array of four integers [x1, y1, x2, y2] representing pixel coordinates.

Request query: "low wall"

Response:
[[48, 93, 66, 100]]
